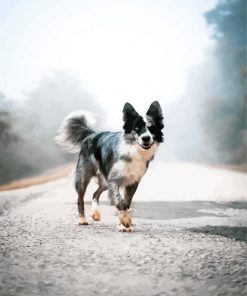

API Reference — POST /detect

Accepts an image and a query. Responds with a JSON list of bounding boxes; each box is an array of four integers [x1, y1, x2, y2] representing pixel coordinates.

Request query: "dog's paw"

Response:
[[91, 209, 101, 221], [119, 210, 132, 228], [118, 223, 132, 232], [78, 216, 89, 225]]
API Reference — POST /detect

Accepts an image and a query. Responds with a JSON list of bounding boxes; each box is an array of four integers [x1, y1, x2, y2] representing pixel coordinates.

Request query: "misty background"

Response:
[[0, 0, 246, 184]]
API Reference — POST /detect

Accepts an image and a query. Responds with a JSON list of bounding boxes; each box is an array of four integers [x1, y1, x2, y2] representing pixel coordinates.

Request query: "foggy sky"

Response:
[[0, 0, 245, 185]]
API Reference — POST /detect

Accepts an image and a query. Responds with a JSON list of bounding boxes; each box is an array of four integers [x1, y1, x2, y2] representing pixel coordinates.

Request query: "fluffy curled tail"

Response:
[[55, 110, 98, 153]]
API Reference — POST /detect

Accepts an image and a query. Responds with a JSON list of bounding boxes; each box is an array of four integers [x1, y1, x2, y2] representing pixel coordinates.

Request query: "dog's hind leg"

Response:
[[91, 174, 107, 221], [76, 168, 92, 226]]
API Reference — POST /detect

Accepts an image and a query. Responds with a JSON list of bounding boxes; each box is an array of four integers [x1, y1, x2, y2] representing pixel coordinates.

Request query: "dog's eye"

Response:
[[134, 127, 139, 132]]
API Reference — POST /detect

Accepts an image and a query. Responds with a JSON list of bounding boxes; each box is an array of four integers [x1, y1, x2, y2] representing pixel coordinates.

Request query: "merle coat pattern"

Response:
[[56, 101, 164, 228]]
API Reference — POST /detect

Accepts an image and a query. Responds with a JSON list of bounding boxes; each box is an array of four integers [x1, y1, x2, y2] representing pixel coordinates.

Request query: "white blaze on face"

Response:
[[136, 118, 154, 148], [137, 129, 154, 147]]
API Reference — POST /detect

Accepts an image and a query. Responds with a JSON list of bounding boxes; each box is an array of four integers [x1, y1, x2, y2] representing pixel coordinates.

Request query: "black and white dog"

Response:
[[56, 101, 164, 230]]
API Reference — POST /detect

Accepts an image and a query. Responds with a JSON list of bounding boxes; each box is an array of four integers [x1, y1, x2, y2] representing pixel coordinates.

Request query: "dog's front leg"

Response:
[[124, 182, 139, 209], [107, 181, 126, 210], [108, 181, 131, 229]]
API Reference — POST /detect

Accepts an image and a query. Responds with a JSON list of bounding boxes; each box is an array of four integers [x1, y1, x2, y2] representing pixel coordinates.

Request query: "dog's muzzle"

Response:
[[140, 142, 154, 150], [140, 135, 153, 149]]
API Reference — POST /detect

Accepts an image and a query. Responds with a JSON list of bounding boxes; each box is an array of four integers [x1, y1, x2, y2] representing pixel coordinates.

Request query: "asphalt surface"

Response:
[[0, 177, 246, 296]]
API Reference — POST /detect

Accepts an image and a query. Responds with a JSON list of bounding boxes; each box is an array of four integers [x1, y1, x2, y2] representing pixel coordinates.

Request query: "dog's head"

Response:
[[122, 101, 164, 149]]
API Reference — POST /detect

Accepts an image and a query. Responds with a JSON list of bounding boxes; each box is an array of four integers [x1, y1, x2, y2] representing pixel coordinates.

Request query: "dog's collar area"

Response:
[[127, 153, 132, 160], [120, 153, 132, 162]]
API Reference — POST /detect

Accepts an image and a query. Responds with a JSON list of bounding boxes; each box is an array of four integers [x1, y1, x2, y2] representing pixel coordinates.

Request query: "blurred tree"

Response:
[[0, 72, 102, 184], [0, 92, 18, 144], [202, 0, 246, 163], [0, 92, 23, 183], [165, 0, 246, 165], [0, 110, 14, 143], [11, 72, 102, 178]]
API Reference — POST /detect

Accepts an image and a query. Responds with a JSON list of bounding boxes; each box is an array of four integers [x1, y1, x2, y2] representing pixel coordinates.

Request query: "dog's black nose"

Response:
[[142, 136, 151, 143]]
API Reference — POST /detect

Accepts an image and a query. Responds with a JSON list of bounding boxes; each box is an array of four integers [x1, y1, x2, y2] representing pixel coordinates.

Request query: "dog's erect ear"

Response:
[[146, 101, 164, 129], [146, 101, 163, 119], [123, 103, 138, 121], [123, 102, 139, 133]]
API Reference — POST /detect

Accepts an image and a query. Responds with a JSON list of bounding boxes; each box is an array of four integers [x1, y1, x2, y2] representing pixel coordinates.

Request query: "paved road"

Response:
[[0, 177, 246, 296]]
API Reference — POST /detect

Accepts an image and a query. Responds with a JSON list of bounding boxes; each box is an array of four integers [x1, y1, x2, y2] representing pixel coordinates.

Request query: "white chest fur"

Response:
[[113, 141, 158, 186], [122, 157, 147, 185]]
